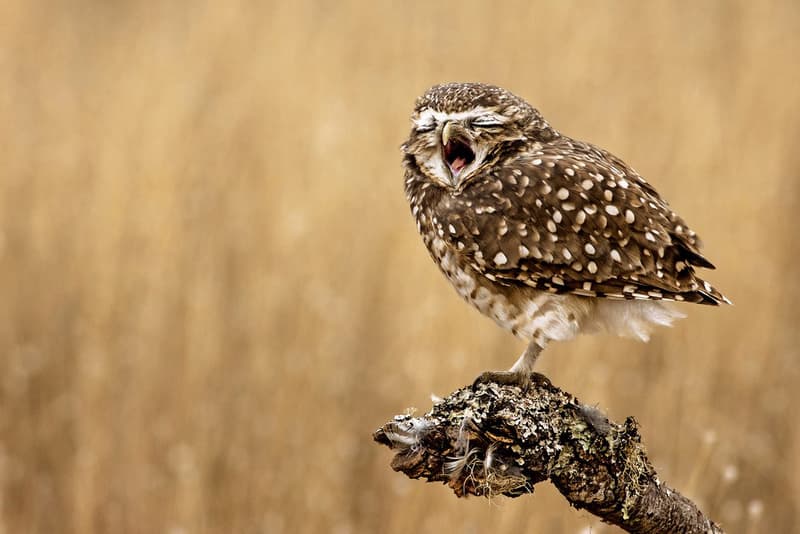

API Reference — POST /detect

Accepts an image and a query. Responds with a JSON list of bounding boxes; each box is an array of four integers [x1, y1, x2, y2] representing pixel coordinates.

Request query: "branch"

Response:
[[373, 374, 724, 534]]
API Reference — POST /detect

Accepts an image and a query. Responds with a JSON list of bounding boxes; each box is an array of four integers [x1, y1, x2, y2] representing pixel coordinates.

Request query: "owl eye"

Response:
[[415, 121, 436, 133], [470, 115, 505, 128]]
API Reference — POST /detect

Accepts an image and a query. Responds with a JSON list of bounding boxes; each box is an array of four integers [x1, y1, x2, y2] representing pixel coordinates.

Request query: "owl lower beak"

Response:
[[441, 122, 475, 184]]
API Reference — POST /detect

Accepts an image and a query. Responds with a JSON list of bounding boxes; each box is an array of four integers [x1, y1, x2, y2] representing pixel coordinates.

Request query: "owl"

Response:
[[402, 82, 729, 388]]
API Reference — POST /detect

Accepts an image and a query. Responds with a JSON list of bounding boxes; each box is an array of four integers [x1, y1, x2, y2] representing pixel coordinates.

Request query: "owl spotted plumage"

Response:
[[402, 82, 729, 387]]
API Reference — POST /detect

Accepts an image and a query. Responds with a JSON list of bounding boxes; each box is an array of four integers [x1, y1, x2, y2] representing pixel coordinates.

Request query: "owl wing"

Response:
[[435, 138, 730, 305]]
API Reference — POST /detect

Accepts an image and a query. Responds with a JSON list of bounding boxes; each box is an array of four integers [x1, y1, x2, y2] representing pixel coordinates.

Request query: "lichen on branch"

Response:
[[374, 375, 724, 534]]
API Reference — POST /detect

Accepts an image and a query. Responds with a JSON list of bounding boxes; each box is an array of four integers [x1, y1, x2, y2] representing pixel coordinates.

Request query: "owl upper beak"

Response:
[[441, 121, 456, 147], [441, 122, 475, 184]]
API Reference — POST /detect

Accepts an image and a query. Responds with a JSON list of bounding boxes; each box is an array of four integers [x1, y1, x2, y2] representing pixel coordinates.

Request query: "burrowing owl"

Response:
[[402, 82, 729, 388]]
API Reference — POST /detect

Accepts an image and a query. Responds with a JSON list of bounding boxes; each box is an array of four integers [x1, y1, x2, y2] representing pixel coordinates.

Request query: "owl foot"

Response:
[[472, 370, 550, 393]]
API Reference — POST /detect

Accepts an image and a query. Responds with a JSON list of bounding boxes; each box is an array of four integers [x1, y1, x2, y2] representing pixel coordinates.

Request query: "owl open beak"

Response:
[[442, 132, 475, 181]]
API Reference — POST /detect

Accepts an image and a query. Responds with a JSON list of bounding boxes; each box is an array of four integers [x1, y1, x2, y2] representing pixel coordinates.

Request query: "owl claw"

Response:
[[471, 371, 552, 394], [472, 370, 532, 392]]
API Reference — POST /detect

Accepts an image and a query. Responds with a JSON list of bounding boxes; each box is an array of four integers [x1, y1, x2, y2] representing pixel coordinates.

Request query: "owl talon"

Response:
[[472, 370, 533, 392], [529, 371, 552, 388]]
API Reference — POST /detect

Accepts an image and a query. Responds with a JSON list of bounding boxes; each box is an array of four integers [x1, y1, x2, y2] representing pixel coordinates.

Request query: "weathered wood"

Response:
[[374, 375, 724, 534]]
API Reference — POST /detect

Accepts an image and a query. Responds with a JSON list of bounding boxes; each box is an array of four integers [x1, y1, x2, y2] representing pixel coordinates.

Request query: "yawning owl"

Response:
[[402, 82, 729, 387]]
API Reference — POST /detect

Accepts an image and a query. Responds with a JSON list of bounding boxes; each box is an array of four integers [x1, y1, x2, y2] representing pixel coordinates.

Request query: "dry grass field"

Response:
[[0, 1, 798, 532]]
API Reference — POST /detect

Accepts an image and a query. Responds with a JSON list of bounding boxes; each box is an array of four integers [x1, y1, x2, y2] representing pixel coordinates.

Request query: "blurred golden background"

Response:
[[0, 1, 798, 532]]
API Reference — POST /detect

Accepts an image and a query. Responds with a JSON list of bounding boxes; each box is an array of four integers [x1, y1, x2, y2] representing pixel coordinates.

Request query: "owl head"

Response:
[[402, 82, 553, 189]]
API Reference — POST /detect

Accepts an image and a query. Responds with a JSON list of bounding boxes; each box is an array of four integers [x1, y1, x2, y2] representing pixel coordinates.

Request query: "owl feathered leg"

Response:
[[472, 341, 548, 391], [510, 341, 544, 374]]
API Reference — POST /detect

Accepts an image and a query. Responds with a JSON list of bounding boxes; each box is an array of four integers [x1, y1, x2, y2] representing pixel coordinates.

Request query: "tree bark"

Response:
[[373, 374, 724, 534]]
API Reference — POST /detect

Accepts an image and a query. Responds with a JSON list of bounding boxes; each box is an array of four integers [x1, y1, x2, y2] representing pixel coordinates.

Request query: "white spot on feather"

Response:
[[625, 209, 635, 224]]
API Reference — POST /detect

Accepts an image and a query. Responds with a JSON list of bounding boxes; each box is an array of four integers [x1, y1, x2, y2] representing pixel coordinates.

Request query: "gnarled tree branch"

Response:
[[374, 375, 724, 534]]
